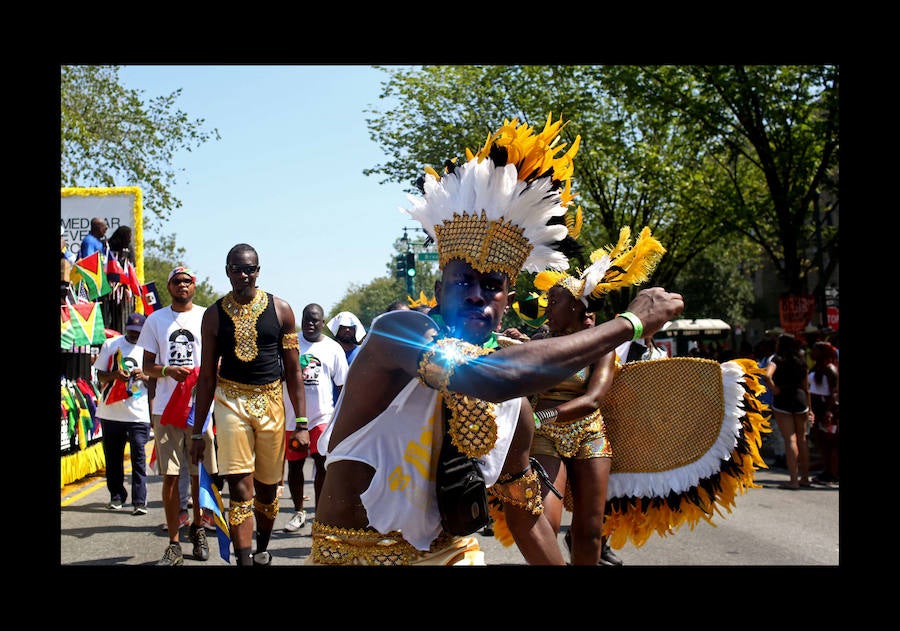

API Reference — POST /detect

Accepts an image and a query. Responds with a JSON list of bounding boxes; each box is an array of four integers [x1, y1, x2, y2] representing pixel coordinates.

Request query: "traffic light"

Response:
[[395, 254, 406, 279], [405, 252, 417, 277]]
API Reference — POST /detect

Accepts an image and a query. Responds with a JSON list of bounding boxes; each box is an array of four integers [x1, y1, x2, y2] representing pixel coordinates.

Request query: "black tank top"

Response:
[[216, 291, 283, 384]]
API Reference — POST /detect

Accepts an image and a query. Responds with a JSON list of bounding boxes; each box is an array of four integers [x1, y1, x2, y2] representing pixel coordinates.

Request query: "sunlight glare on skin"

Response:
[[367, 323, 559, 378]]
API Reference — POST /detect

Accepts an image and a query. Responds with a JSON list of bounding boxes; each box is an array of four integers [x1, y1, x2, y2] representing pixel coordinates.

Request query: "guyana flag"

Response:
[[68, 301, 106, 346], [72, 251, 111, 300], [60, 305, 76, 349]]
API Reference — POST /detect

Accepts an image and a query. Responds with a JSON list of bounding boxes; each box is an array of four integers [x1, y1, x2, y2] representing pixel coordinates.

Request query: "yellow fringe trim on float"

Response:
[[602, 359, 771, 549], [61, 442, 106, 487]]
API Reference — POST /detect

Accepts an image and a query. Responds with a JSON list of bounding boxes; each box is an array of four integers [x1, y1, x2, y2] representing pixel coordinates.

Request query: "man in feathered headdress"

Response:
[[309, 113, 684, 565]]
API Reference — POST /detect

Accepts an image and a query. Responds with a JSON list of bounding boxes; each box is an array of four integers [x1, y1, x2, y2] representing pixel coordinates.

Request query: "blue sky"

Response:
[[117, 64, 417, 316]]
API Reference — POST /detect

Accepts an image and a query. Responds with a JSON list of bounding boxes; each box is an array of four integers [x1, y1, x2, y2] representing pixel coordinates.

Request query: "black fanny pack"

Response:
[[435, 418, 490, 536]]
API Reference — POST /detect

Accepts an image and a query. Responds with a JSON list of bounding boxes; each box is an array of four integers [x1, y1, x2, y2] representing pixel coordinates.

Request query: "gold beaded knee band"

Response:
[[282, 332, 300, 351], [490, 468, 543, 515], [229, 498, 254, 526], [254, 497, 279, 521]]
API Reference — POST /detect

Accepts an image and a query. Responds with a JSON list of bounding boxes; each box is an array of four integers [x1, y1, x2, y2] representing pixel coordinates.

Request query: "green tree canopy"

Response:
[[363, 65, 838, 320]]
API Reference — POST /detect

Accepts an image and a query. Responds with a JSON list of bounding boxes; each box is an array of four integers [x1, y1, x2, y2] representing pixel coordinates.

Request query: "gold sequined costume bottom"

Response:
[[306, 522, 484, 565]]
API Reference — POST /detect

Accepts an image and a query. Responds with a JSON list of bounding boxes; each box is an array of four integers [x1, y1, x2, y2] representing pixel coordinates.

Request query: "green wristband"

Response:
[[161, 365, 167, 377], [618, 311, 643, 342]]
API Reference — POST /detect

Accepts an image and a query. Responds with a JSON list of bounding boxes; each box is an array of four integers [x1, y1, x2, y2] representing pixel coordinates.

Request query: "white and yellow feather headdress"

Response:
[[534, 226, 666, 306], [403, 113, 583, 280]]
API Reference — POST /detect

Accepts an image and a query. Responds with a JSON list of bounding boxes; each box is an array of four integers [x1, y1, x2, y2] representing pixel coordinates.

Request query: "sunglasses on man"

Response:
[[228, 264, 260, 275]]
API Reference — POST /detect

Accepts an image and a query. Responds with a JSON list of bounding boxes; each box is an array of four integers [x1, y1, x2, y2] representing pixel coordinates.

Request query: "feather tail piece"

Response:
[[603, 360, 771, 550]]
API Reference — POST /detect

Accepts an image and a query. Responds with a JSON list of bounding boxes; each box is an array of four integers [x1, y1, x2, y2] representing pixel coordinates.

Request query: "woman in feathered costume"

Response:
[[525, 227, 666, 565]]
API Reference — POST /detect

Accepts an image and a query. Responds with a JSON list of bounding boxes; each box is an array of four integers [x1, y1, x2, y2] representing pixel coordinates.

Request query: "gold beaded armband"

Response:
[[417, 337, 494, 392], [282, 332, 300, 351]]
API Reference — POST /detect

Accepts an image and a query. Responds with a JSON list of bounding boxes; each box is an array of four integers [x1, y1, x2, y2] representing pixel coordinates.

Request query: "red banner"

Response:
[[779, 294, 816, 336], [826, 306, 839, 331]]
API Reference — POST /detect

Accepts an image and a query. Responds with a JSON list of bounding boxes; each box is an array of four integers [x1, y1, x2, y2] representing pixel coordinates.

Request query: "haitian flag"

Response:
[[73, 250, 111, 300], [68, 301, 106, 345], [106, 253, 126, 285], [199, 464, 231, 563], [141, 282, 161, 315], [124, 259, 143, 300]]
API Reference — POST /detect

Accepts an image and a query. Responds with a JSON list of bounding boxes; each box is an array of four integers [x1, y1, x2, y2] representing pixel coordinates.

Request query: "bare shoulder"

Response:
[[271, 294, 294, 313], [367, 309, 436, 346]]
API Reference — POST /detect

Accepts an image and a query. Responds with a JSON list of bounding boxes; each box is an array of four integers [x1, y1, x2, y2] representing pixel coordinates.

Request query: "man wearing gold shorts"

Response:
[[191, 244, 307, 566]]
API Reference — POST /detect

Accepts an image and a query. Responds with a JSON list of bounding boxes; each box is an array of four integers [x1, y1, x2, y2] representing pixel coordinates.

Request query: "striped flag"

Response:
[[199, 463, 231, 564]]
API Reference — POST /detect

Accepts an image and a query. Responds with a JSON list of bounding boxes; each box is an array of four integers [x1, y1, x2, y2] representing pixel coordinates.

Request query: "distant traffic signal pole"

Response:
[[405, 251, 416, 295]]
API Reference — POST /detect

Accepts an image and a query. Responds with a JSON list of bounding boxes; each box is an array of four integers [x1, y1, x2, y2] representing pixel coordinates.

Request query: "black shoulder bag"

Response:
[[435, 407, 490, 536]]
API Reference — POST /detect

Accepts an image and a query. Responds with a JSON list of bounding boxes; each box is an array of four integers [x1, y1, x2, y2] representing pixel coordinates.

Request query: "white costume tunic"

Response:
[[319, 375, 521, 551]]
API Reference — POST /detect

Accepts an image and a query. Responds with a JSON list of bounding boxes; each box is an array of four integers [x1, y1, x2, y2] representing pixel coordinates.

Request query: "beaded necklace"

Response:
[[221, 289, 268, 362]]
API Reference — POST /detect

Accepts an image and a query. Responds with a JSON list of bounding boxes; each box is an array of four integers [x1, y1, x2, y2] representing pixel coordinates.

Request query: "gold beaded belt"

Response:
[[310, 522, 471, 566], [217, 376, 282, 418]]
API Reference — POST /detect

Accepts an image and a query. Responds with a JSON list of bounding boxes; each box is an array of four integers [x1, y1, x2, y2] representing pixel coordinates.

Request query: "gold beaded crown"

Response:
[[403, 113, 583, 280], [534, 226, 666, 306]]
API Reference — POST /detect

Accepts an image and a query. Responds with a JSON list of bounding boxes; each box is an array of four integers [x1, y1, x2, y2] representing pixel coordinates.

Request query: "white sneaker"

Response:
[[284, 509, 307, 533]]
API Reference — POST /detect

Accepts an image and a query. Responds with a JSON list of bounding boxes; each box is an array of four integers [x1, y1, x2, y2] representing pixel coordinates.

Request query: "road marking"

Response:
[[60, 440, 154, 506]]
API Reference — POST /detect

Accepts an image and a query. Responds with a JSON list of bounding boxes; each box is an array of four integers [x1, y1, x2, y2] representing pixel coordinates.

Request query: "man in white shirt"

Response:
[[138, 266, 217, 566], [94, 312, 152, 514]]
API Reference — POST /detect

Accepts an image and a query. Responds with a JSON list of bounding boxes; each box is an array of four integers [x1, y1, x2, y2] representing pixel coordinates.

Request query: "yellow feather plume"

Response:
[[587, 226, 666, 300], [565, 204, 583, 239], [533, 269, 570, 292]]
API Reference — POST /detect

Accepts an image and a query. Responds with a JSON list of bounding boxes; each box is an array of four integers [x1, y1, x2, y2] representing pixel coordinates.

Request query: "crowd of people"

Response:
[[77, 112, 830, 567]]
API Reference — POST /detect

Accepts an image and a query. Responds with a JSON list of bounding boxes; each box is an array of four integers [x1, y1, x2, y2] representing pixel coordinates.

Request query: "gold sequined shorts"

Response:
[[306, 522, 484, 565], [530, 409, 612, 460], [214, 377, 285, 485]]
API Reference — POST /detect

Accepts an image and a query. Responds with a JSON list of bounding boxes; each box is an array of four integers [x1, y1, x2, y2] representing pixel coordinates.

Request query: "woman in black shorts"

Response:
[[764, 334, 812, 489]]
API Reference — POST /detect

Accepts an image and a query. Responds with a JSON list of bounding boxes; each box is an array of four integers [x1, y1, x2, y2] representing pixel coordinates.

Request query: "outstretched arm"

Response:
[[432, 287, 683, 403]]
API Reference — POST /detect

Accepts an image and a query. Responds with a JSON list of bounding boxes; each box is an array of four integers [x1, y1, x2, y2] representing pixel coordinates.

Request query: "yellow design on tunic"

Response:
[[221, 289, 269, 362]]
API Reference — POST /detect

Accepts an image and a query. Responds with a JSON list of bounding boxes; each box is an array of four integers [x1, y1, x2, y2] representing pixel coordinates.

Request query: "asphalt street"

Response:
[[60, 441, 839, 567]]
